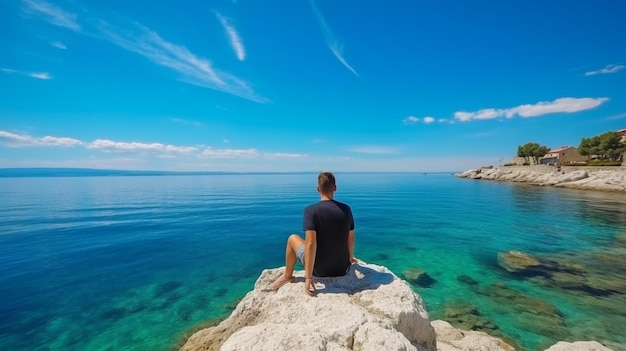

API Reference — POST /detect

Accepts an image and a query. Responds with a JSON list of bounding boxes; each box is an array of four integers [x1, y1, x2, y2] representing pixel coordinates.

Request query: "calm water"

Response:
[[0, 173, 625, 351]]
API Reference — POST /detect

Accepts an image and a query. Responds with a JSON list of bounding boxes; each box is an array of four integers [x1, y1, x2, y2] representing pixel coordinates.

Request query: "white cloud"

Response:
[[2, 68, 52, 80], [171, 118, 203, 127], [454, 97, 609, 122], [214, 12, 246, 61], [88, 139, 198, 153], [29, 72, 52, 80], [585, 64, 624, 76], [264, 152, 306, 159], [201, 147, 259, 158], [0, 130, 82, 147], [22, 0, 80, 32], [18, 1, 265, 102], [606, 112, 626, 120], [98, 21, 267, 103], [350, 146, 399, 155], [403, 116, 419, 124], [310, 0, 359, 77], [404, 115, 447, 124], [50, 41, 67, 49]]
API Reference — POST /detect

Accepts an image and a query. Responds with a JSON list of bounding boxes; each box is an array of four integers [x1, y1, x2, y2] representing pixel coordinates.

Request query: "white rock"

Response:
[[543, 340, 613, 351], [456, 167, 626, 192], [431, 320, 515, 351], [179, 262, 437, 351]]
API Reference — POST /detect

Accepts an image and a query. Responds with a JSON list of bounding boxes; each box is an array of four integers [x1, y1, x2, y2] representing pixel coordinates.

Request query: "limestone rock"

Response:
[[179, 262, 437, 351], [431, 320, 515, 351], [544, 340, 613, 351], [456, 167, 626, 192]]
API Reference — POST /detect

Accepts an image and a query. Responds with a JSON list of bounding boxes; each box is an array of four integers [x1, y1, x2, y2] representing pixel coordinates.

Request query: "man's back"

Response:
[[304, 200, 354, 277]]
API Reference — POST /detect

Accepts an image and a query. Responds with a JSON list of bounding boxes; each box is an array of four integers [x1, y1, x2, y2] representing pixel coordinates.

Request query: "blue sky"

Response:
[[1, 0, 625, 172]]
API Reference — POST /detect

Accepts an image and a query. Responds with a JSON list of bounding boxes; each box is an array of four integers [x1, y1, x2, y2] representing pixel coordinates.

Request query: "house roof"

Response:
[[548, 146, 573, 153]]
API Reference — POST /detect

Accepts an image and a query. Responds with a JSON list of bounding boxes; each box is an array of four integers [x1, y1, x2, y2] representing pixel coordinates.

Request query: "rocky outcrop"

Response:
[[178, 262, 615, 351], [456, 167, 626, 192], [179, 262, 437, 351]]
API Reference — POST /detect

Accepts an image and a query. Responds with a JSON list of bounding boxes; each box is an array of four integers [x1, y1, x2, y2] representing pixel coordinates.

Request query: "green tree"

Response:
[[517, 142, 550, 164], [578, 131, 625, 161]]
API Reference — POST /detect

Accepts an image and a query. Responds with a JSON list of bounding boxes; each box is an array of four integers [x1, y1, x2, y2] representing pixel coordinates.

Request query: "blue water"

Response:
[[1, 173, 625, 350]]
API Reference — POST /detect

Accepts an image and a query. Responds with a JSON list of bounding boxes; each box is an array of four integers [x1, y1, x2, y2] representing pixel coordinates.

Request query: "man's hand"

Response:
[[304, 277, 316, 296], [350, 256, 359, 264]]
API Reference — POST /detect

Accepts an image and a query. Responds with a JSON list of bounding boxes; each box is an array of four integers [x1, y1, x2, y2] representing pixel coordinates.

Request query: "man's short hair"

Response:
[[317, 172, 336, 194]]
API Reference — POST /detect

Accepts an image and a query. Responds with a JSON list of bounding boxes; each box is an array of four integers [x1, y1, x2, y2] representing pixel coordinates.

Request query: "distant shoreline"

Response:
[[0, 168, 456, 178], [456, 165, 626, 192]]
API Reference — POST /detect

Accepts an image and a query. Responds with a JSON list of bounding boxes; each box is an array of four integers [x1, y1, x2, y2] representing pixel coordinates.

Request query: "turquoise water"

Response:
[[0, 173, 624, 350]]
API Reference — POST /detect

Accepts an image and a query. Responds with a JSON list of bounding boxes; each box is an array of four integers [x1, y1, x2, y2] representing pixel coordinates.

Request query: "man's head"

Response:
[[317, 172, 337, 195]]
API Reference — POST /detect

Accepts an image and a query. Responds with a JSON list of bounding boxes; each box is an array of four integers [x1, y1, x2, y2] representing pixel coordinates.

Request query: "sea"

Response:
[[0, 171, 625, 351]]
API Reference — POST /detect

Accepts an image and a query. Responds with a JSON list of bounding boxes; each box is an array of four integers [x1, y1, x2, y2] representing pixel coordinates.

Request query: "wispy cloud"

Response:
[[200, 147, 306, 159], [214, 12, 245, 61], [403, 116, 419, 125], [98, 21, 267, 103], [0, 130, 81, 147], [585, 64, 624, 76], [201, 147, 259, 158], [0, 130, 305, 163], [21, 0, 80, 32], [310, 0, 359, 77], [88, 139, 198, 153], [454, 97, 609, 122], [606, 112, 626, 121], [350, 146, 399, 155], [171, 118, 203, 127], [19, 0, 265, 102], [2, 68, 52, 80], [29, 72, 52, 80], [50, 41, 67, 49], [403, 116, 449, 125], [264, 152, 306, 159]]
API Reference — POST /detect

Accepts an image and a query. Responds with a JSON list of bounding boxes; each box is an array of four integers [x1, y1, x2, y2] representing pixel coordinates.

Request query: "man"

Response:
[[270, 172, 356, 295]]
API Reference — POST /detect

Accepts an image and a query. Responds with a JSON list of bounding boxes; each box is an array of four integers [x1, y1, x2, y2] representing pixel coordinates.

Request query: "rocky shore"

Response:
[[178, 261, 614, 351], [455, 166, 626, 192]]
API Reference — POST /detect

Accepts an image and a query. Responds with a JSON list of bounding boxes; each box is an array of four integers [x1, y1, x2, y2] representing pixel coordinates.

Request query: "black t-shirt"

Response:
[[303, 200, 354, 277]]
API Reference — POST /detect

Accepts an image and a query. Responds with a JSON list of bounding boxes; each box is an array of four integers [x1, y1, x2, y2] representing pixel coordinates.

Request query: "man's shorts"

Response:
[[296, 243, 305, 266]]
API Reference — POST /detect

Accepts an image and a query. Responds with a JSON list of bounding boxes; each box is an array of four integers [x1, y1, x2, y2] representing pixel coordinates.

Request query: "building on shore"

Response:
[[539, 146, 587, 165]]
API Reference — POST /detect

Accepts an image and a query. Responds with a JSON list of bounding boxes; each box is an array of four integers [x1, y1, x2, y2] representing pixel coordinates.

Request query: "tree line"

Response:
[[579, 131, 625, 161], [517, 130, 625, 163]]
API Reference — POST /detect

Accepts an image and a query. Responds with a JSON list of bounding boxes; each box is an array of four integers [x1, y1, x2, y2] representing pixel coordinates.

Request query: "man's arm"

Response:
[[304, 229, 317, 295], [348, 229, 356, 263]]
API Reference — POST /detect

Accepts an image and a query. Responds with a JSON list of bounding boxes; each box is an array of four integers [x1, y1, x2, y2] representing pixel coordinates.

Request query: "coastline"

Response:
[[455, 165, 626, 192]]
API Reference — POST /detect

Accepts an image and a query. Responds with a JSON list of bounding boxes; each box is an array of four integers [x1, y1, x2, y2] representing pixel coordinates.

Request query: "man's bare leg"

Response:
[[270, 234, 304, 290]]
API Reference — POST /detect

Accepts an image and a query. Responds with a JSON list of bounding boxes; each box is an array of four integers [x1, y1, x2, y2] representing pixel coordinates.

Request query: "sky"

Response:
[[1, 0, 625, 172]]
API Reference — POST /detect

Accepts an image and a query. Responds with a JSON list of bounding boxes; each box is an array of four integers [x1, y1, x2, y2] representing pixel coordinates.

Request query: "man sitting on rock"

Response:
[[270, 171, 357, 295]]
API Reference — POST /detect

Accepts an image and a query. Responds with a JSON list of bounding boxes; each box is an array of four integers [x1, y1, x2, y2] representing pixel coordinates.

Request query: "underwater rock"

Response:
[[456, 275, 479, 286], [402, 267, 436, 288], [497, 251, 541, 273], [442, 300, 498, 334]]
